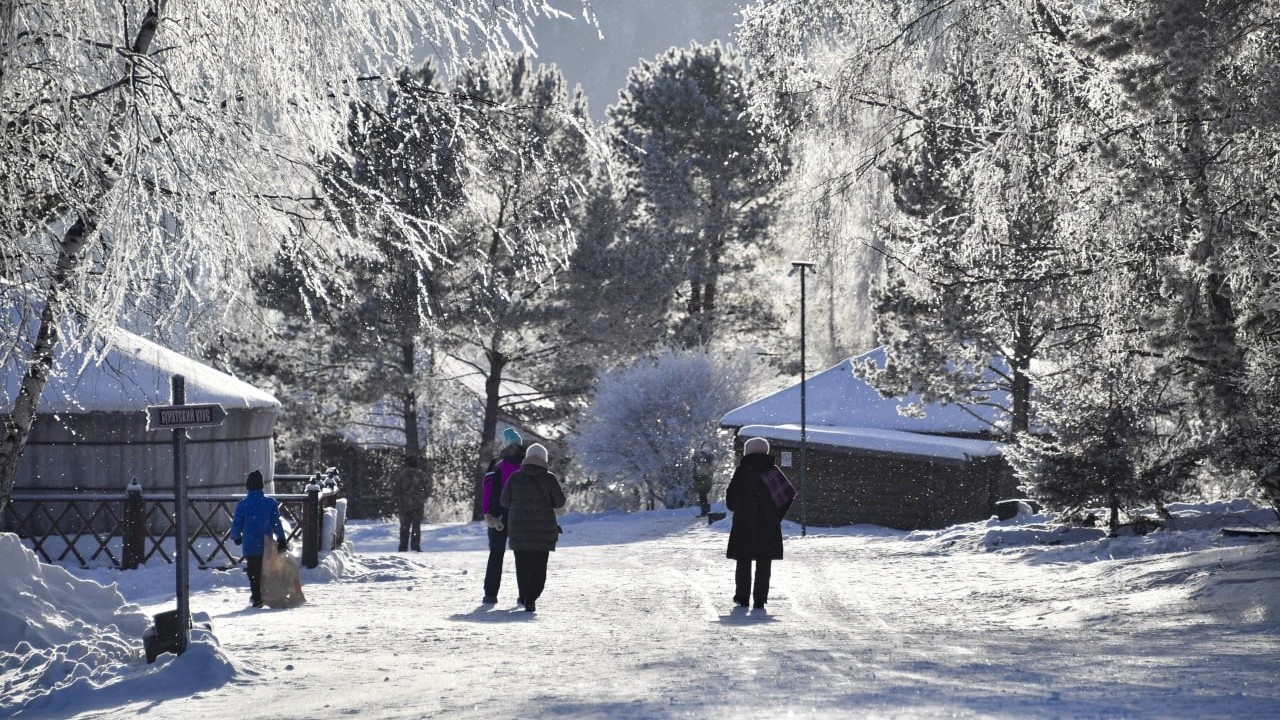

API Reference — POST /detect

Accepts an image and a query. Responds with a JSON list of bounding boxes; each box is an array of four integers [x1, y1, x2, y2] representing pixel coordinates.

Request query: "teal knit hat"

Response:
[[502, 428, 522, 447]]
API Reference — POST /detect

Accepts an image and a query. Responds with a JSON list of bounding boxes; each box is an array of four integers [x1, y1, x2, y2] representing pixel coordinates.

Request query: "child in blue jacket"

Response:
[[231, 470, 288, 608]]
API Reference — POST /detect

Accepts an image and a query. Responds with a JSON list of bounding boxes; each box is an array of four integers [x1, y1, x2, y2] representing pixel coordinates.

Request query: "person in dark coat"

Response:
[[499, 443, 566, 613], [393, 456, 433, 552], [480, 428, 525, 603], [692, 441, 715, 517], [230, 470, 288, 608], [726, 437, 794, 610]]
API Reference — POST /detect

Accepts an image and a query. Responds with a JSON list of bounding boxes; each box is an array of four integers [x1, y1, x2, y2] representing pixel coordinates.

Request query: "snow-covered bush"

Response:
[[571, 347, 754, 510]]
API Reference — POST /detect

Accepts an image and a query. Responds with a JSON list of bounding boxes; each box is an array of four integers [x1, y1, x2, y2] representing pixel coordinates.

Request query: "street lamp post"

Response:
[[790, 260, 814, 537]]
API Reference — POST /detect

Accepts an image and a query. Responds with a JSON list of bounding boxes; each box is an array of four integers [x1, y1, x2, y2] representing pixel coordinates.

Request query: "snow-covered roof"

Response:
[[737, 424, 1004, 462], [2, 302, 279, 415], [720, 347, 1007, 436]]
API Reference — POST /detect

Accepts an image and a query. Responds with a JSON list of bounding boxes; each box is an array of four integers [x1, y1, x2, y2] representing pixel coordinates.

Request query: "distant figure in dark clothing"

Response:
[[692, 441, 715, 516], [480, 428, 525, 603], [726, 437, 795, 611], [231, 470, 288, 608], [393, 457, 433, 552], [500, 443, 566, 613]]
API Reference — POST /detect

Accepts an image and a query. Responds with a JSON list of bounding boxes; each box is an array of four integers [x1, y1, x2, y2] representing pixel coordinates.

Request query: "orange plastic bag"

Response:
[[261, 537, 306, 608]]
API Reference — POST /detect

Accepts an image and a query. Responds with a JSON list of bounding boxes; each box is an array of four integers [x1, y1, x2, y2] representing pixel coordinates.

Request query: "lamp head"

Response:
[[789, 260, 815, 276]]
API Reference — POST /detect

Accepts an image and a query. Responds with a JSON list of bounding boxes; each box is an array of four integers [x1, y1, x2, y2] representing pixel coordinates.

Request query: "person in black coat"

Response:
[[726, 437, 794, 610], [499, 443, 566, 613]]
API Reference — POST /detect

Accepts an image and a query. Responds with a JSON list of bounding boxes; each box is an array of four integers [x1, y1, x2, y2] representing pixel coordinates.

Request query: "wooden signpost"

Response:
[[146, 375, 225, 655]]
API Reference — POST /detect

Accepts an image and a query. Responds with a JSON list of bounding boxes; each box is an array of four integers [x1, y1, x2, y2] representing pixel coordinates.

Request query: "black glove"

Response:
[[277, 538, 289, 553], [232, 537, 242, 546]]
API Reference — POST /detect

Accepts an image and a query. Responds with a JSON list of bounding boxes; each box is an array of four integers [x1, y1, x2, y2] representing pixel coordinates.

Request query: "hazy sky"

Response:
[[526, 0, 743, 121]]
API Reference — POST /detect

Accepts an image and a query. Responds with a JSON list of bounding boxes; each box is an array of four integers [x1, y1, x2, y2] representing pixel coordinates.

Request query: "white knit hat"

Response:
[[524, 443, 549, 468], [743, 437, 770, 456]]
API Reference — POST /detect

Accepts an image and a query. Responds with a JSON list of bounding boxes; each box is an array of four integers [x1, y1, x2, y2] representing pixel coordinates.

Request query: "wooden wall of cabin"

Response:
[[778, 445, 1010, 530]]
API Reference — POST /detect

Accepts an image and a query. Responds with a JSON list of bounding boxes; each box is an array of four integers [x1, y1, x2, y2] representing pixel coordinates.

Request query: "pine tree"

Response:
[[556, 173, 686, 364], [441, 52, 596, 520], [225, 63, 461, 491], [1007, 350, 1198, 532], [607, 41, 788, 347], [327, 65, 461, 474]]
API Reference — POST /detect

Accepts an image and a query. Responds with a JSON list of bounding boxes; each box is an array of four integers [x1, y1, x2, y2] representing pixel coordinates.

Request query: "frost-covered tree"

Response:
[[741, 1, 1111, 437], [0, 1, 589, 515], [226, 62, 461, 491], [866, 62, 1103, 436], [436, 52, 595, 520], [323, 63, 460, 479], [607, 41, 788, 347], [741, 0, 1280, 512], [1080, 0, 1280, 515], [571, 347, 754, 510]]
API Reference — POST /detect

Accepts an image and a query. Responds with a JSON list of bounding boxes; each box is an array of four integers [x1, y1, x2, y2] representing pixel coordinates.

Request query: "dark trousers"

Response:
[[513, 550, 550, 606], [698, 491, 711, 516], [484, 526, 509, 598], [735, 558, 772, 607], [399, 513, 422, 551], [245, 553, 264, 605]]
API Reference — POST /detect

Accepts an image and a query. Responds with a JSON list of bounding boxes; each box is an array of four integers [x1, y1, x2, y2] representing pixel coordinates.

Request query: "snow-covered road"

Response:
[[77, 509, 1280, 719]]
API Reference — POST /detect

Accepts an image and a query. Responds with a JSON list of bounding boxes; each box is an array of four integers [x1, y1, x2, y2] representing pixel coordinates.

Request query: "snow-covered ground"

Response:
[[4, 500, 1280, 719]]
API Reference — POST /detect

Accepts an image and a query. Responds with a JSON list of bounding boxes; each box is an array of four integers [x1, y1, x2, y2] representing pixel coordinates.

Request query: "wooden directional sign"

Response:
[[146, 403, 227, 430]]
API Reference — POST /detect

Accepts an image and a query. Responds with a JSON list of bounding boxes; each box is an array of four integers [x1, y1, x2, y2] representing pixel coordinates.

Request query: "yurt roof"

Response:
[[2, 302, 279, 415], [720, 347, 1007, 436]]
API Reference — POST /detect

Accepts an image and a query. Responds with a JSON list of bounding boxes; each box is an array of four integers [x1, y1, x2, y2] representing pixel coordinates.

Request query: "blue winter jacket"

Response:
[[230, 490, 286, 556]]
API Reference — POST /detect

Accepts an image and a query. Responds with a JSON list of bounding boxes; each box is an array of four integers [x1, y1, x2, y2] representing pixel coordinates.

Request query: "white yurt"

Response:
[[2, 303, 281, 499]]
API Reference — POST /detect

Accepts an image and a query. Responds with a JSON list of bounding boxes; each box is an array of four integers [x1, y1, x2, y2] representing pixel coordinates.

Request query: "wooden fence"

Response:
[[2, 473, 344, 570]]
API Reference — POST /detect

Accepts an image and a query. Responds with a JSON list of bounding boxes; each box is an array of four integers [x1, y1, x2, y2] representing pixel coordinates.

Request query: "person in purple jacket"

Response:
[[231, 470, 288, 608], [480, 428, 525, 604]]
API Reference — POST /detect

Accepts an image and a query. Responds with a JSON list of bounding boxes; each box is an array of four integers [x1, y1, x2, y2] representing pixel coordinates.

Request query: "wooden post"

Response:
[[123, 478, 144, 570], [302, 478, 320, 569], [171, 376, 191, 654]]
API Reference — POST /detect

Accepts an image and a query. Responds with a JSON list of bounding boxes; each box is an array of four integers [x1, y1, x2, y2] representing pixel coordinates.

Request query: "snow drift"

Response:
[[1, 533, 245, 718]]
